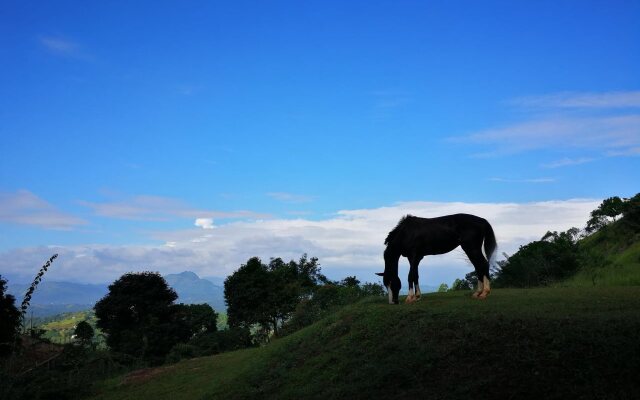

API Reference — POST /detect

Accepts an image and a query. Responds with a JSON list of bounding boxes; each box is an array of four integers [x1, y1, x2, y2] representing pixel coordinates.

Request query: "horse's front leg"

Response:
[[414, 258, 422, 301], [406, 271, 416, 303], [406, 256, 421, 303]]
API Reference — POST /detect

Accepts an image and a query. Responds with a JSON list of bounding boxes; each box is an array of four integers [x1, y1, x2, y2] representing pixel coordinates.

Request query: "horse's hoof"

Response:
[[477, 291, 490, 300], [414, 296, 421, 302], [405, 295, 416, 304], [472, 291, 482, 299]]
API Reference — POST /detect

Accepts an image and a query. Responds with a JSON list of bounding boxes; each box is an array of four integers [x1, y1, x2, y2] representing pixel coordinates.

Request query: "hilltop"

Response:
[[91, 286, 640, 400]]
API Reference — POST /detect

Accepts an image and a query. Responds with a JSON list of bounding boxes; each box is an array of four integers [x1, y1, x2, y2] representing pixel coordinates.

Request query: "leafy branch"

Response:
[[19, 254, 58, 322]]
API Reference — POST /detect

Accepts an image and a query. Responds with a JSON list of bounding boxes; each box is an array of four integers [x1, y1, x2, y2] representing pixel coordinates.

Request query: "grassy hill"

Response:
[[564, 218, 640, 287], [89, 287, 640, 400]]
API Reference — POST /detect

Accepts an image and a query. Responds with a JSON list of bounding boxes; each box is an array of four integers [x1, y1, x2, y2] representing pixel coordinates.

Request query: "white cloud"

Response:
[[79, 194, 269, 221], [38, 36, 91, 60], [455, 114, 640, 157], [541, 157, 595, 168], [510, 91, 640, 109], [369, 89, 411, 120], [195, 218, 215, 230], [489, 177, 556, 183], [267, 192, 314, 203], [0, 199, 600, 286], [451, 91, 640, 158], [0, 190, 86, 230], [606, 147, 640, 157]]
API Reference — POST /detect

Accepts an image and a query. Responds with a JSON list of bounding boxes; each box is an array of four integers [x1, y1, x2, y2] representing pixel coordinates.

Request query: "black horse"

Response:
[[377, 213, 497, 304]]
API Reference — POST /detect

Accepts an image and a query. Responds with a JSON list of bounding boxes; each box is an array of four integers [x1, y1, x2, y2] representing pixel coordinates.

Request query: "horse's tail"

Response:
[[483, 221, 498, 270]]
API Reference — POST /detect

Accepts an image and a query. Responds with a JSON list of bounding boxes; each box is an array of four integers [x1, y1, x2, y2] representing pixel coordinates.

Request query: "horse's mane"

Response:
[[384, 214, 414, 245]]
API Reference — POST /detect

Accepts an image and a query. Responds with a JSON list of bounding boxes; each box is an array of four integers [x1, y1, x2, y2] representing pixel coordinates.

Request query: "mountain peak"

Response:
[[168, 271, 199, 281]]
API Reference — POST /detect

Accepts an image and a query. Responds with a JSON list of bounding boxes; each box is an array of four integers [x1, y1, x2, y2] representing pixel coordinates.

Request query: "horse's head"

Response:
[[375, 272, 401, 304]]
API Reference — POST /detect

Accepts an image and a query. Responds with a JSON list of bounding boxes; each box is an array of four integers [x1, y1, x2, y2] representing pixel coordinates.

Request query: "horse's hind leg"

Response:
[[462, 245, 491, 299]]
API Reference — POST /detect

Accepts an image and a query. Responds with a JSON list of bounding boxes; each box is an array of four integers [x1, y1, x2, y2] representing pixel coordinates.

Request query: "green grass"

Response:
[[563, 222, 640, 287], [34, 310, 102, 344], [89, 287, 640, 400]]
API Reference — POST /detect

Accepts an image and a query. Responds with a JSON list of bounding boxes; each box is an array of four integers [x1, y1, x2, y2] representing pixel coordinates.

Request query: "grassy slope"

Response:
[[565, 220, 640, 287], [90, 287, 640, 400]]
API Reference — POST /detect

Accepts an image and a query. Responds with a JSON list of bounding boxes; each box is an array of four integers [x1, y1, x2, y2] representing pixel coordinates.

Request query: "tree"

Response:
[[0, 276, 21, 357], [450, 278, 472, 291], [224, 255, 325, 341], [599, 196, 625, 220], [586, 196, 626, 233], [437, 283, 449, 292], [173, 303, 218, 338], [94, 272, 187, 363], [74, 320, 94, 346], [341, 276, 360, 288], [224, 257, 271, 334], [621, 193, 640, 230]]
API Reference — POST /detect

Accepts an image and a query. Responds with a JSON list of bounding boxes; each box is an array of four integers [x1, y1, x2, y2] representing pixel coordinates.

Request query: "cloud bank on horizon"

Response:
[[0, 199, 599, 287]]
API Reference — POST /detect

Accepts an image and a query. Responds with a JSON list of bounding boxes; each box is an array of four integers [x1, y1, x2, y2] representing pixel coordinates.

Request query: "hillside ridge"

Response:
[[91, 286, 640, 400]]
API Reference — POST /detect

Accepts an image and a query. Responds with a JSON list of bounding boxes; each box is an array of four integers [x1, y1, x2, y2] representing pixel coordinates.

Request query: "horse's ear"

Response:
[[375, 272, 384, 276]]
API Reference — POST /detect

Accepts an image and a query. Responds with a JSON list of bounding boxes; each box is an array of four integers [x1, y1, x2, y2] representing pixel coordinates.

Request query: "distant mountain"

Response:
[[202, 275, 227, 287], [164, 271, 226, 312], [7, 281, 108, 317], [7, 271, 226, 317]]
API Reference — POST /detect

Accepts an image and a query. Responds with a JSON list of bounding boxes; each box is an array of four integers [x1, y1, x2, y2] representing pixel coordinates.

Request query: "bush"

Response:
[[169, 328, 255, 360], [493, 229, 581, 287], [280, 281, 384, 336], [165, 343, 200, 364]]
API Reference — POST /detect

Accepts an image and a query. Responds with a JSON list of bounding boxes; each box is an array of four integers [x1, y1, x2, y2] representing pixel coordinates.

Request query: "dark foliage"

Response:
[[493, 229, 581, 287], [586, 194, 640, 233], [280, 279, 385, 336], [94, 272, 187, 364], [74, 321, 94, 346], [170, 327, 254, 362], [173, 303, 218, 338], [621, 193, 640, 231], [2, 344, 130, 400], [0, 276, 21, 357], [224, 257, 271, 331], [450, 274, 475, 291], [224, 254, 325, 341]]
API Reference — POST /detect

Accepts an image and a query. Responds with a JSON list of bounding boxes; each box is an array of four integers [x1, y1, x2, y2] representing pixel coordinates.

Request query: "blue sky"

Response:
[[0, 1, 638, 285]]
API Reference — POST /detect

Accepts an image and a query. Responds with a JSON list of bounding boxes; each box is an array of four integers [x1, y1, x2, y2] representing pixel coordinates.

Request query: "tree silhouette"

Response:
[[224, 254, 325, 340], [0, 276, 21, 357], [74, 320, 94, 346], [94, 272, 187, 363]]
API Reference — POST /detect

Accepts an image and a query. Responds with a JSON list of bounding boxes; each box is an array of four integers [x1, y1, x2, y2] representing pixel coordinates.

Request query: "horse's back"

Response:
[[415, 214, 489, 254], [433, 213, 487, 224]]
